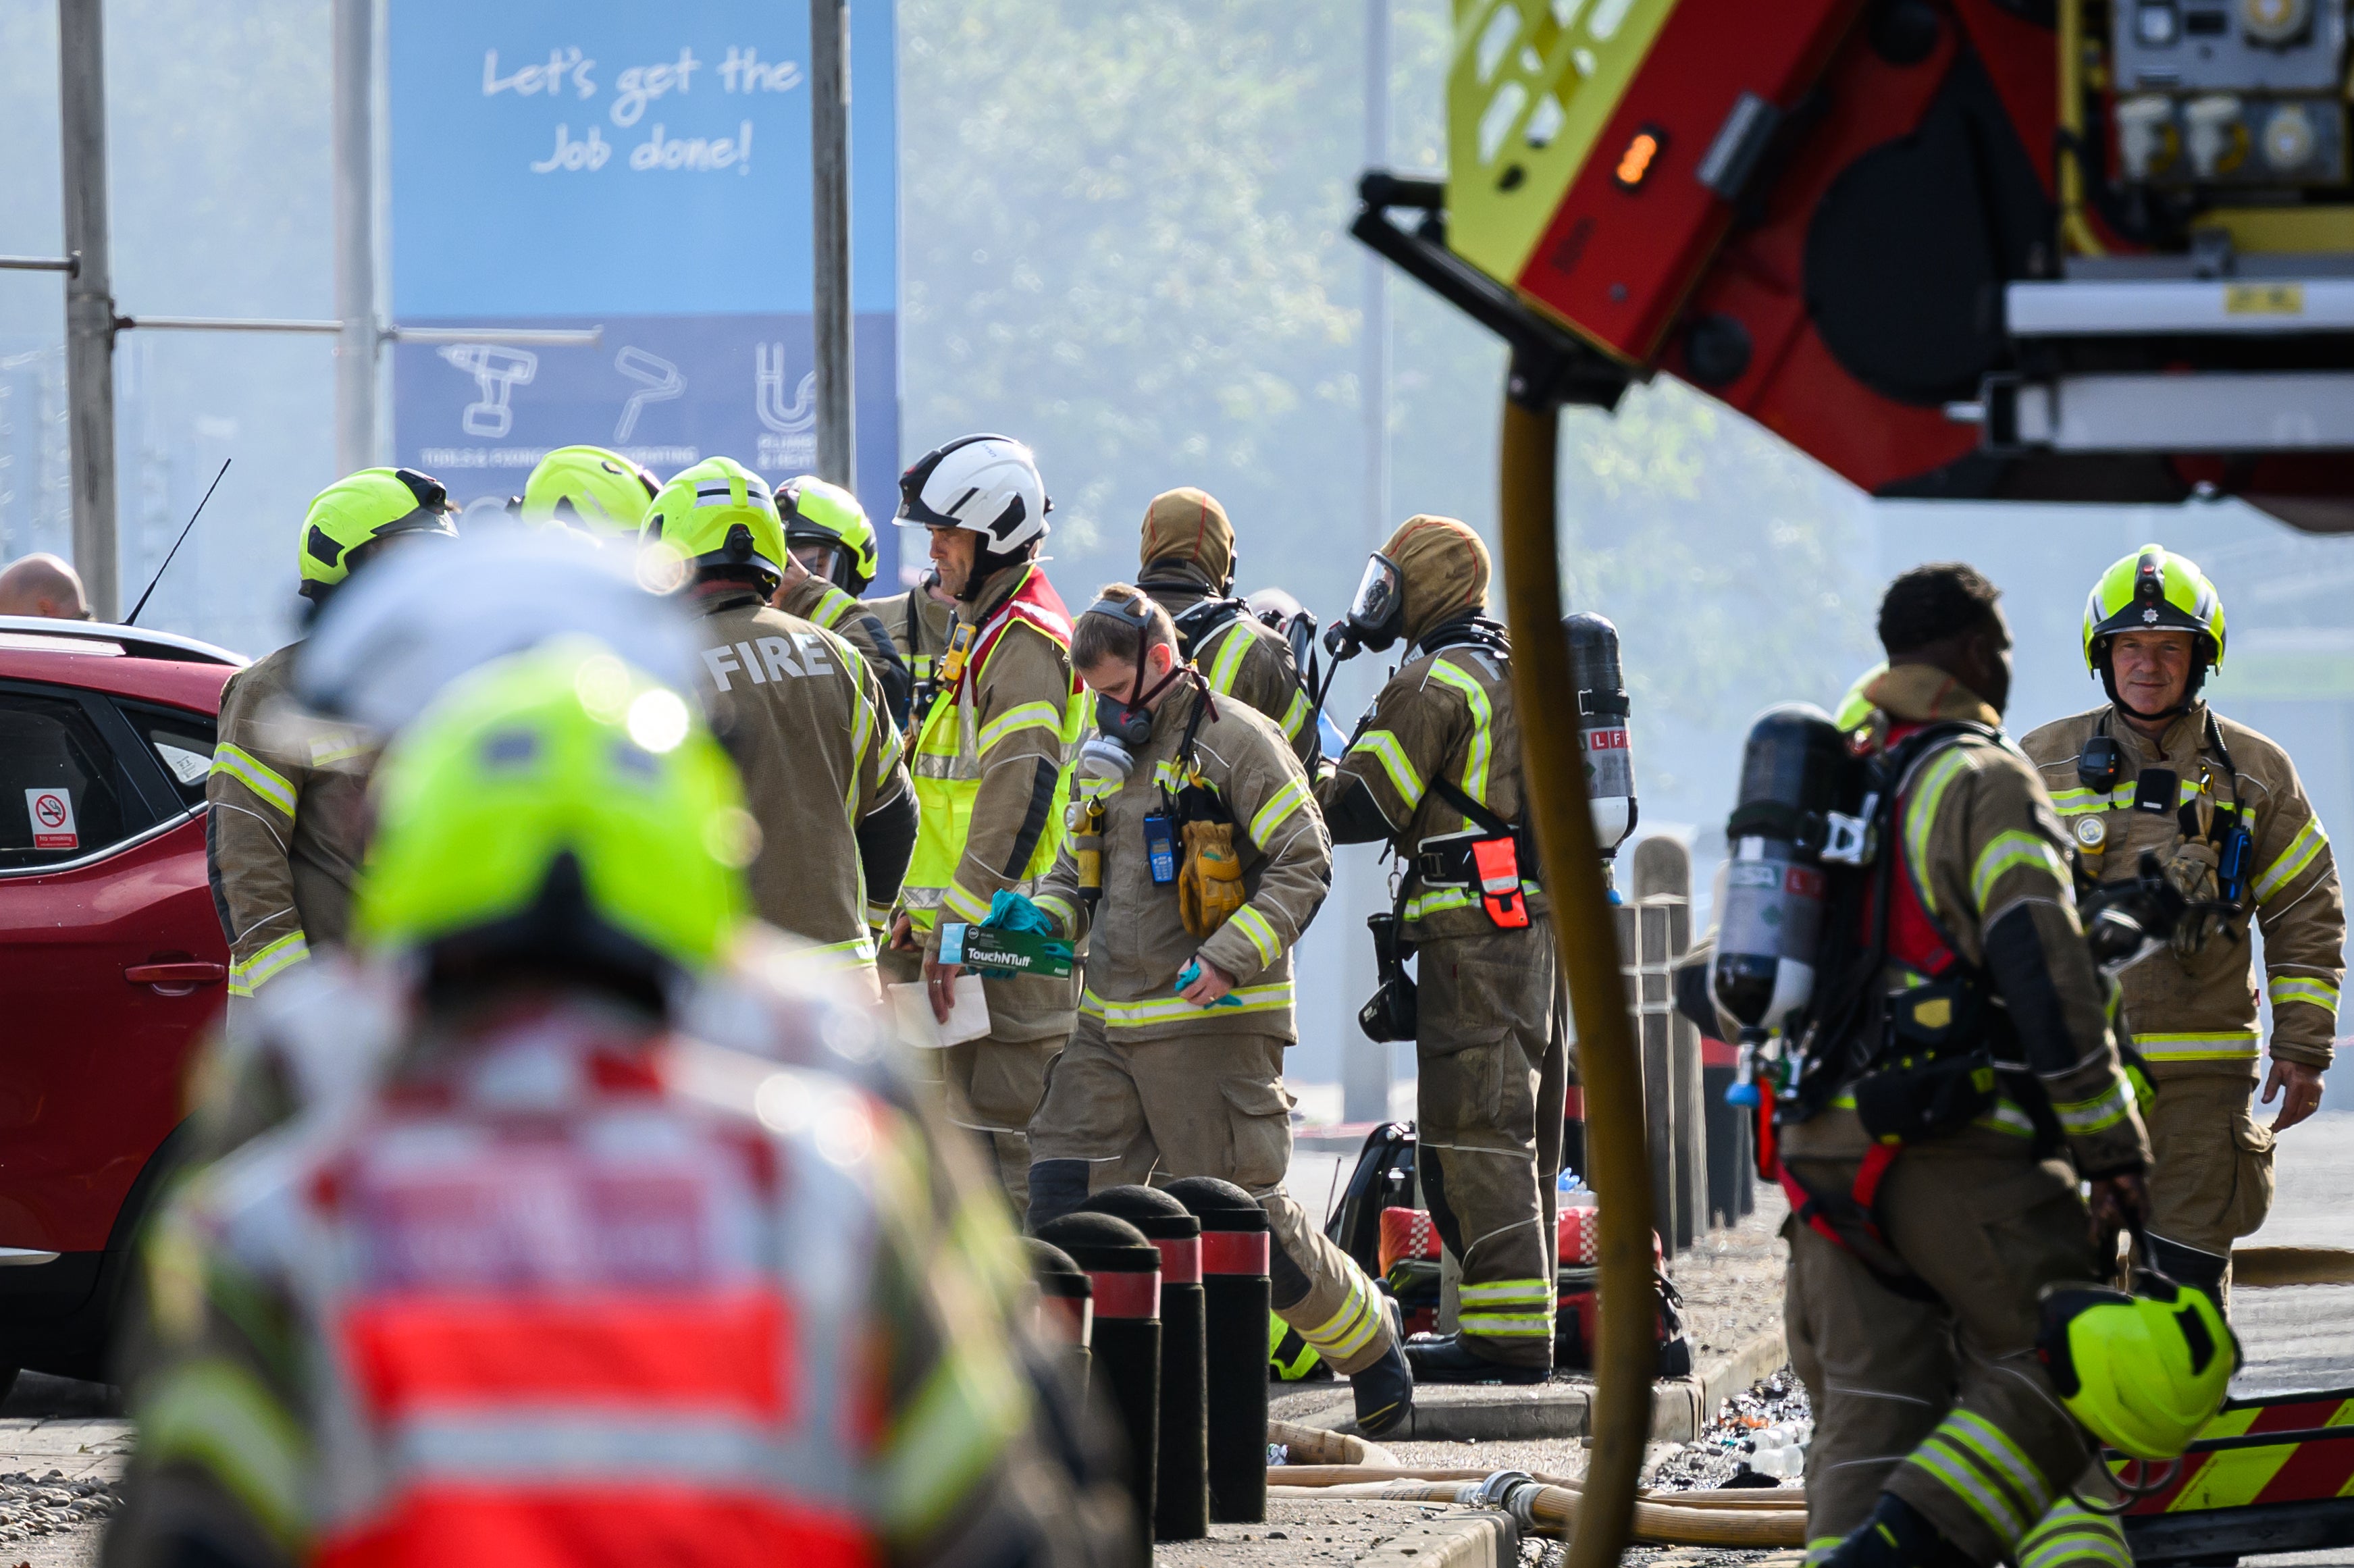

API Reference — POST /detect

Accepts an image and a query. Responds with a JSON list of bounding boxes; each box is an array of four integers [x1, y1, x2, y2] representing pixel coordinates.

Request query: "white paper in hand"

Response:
[[887, 974, 992, 1047]]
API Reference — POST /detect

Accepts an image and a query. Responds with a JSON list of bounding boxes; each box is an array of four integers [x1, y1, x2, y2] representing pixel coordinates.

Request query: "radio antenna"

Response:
[[125, 458, 230, 626]]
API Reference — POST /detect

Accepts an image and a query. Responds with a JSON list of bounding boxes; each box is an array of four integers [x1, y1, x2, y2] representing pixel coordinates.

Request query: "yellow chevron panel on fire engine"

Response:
[[1445, 0, 1677, 293]]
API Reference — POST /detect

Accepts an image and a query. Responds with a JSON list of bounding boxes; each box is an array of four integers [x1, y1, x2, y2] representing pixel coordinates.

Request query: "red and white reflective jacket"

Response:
[[115, 989, 1121, 1568]]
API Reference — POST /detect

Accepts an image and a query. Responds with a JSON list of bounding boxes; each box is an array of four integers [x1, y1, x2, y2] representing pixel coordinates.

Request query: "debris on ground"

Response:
[[0, 1471, 123, 1543], [1646, 1367, 1811, 1493]]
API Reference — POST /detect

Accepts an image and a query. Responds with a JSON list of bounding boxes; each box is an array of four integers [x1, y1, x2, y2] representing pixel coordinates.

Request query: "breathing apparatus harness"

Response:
[[1069, 596, 1246, 938], [2072, 708, 2253, 955], [1348, 613, 1535, 1044], [1775, 717, 2058, 1299]]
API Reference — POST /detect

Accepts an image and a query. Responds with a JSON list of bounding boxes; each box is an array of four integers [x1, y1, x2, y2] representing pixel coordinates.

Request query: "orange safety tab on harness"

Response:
[[1470, 837, 1530, 929]]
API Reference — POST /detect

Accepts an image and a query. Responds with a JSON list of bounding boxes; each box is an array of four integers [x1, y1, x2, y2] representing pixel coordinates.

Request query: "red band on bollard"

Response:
[[1087, 1268, 1161, 1320], [1563, 1086, 1585, 1120], [1199, 1230, 1270, 1276], [1153, 1236, 1202, 1286], [1037, 1293, 1094, 1347]]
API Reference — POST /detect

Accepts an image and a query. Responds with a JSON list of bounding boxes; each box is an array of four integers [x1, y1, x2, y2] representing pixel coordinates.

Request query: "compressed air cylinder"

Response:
[[1082, 1186, 1208, 1542], [1024, 1238, 1094, 1397], [1163, 1176, 1272, 1524], [1036, 1210, 1161, 1558], [1713, 704, 1846, 1045], [1565, 612, 1638, 858]]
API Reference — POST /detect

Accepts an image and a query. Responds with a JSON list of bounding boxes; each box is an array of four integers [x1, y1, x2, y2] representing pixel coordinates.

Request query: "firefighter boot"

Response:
[[1351, 1303, 1415, 1437], [1820, 1494, 1977, 1568], [1403, 1331, 1548, 1385]]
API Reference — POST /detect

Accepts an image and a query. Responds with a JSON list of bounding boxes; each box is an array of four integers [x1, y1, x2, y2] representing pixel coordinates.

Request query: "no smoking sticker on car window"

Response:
[[24, 788, 76, 851]]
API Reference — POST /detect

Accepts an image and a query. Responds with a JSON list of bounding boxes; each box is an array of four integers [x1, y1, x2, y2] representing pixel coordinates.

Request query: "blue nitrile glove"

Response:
[[985, 889, 1056, 934]]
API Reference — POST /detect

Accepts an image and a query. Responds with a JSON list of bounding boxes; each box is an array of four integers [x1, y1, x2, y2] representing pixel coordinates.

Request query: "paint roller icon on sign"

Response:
[[438, 345, 538, 438], [613, 347, 686, 442]]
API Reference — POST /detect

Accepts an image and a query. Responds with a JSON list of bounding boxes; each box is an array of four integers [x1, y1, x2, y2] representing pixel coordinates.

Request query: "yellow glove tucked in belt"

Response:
[[1178, 819, 1246, 938]]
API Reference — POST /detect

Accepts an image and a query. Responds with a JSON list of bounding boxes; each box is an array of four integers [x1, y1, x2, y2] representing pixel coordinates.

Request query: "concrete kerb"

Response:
[[1357, 1508, 1520, 1568], [1268, 1324, 1787, 1445]]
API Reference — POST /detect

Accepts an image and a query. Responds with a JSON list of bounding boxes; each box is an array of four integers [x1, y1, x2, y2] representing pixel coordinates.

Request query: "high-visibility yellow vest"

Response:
[[902, 565, 1087, 931]]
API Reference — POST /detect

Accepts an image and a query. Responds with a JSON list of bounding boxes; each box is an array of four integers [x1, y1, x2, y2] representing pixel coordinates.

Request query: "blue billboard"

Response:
[[388, 2, 901, 577]]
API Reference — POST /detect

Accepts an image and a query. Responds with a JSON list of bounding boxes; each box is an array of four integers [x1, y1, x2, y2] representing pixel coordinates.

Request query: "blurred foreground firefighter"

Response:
[[1315, 516, 1565, 1384], [1132, 488, 1317, 766], [1021, 585, 1415, 1435], [651, 456, 917, 989], [110, 644, 1132, 1568], [205, 469, 455, 1018], [887, 436, 1089, 1211], [2022, 546, 2340, 1307], [775, 473, 917, 729], [1771, 565, 2231, 1568]]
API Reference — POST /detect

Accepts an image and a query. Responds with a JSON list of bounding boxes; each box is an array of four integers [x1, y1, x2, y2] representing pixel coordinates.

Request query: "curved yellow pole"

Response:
[[1498, 390, 1656, 1568]]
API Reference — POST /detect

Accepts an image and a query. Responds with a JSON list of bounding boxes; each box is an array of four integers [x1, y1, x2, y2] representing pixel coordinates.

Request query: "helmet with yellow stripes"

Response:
[[781, 474, 880, 593], [2036, 1270, 2239, 1459], [353, 641, 755, 999], [519, 445, 661, 538], [2082, 545, 2226, 715], [642, 457, 789, 592], [297, 468, 457, 604]]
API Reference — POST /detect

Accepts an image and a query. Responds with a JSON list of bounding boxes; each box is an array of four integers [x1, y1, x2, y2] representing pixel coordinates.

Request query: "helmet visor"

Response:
[[1349, 553, 1404, 635]]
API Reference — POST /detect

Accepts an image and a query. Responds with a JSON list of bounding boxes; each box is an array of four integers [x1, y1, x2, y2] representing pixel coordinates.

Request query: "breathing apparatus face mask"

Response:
[[1081, 594, 1187, 763], [1344, 552, 1406, 654]]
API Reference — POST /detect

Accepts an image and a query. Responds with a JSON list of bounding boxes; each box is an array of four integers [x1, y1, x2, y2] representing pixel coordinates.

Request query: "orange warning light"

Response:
[[1614, 129, 1663, 190]]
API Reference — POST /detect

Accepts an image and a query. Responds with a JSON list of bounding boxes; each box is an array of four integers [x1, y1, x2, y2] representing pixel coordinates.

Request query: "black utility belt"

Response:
[[1413, 827, 1540, 890]]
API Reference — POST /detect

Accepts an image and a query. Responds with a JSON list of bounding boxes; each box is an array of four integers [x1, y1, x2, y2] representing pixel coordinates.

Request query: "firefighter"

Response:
[[887, 435, 1089, 1211], [1022, 585, 1415, 1436], [2022, 545, 2340, 1307], [109, 644, 1133, 1568], [1782, 564, 2154, 1568], [205, 468, 455, 1014], [648, 456, 916, 986], [874, 565, 960, 742], [1315, 516, 1567, 1383], [1132, 488, 1318, 765], [776, 474, 916, 729], [513, 444, 661, 538]]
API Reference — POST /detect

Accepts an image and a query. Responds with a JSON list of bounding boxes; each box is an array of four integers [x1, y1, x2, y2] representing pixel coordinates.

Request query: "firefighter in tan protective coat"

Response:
[[1022, 584, 1415, 1436], [1132, 488, 1318, 766], [888, 436, 1089, 1213], [773, 473, 916, 731], [1315, 516, 1567, 1384], [650, 457, 917, 990], [1779, 565, 2155, 1568], [2022, 544, 2340, 1304], [205, 469, 455, 1014]]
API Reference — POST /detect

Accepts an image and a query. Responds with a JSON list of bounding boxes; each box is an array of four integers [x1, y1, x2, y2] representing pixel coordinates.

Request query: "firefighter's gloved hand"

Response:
[[983, 889, 1055, 934], [2162, 841, 2227, 958], [1178, 820, 1247, 938]]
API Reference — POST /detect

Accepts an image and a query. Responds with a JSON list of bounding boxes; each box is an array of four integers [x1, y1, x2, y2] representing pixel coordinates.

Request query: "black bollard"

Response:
[[1163, 1176, 1272, 1523], [1081, 1185, 1208, 1542], [1023, 1238, 1095, 1397], [1036, 1210, 1160, 1558]]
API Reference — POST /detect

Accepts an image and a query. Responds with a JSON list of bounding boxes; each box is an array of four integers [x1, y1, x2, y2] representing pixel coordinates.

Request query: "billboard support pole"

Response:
[[333, 0, 376, 476], [811, 0, 856, 489], [59, 0, 120, 620]]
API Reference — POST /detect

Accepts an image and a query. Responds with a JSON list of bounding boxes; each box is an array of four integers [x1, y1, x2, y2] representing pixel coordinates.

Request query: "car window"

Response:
[[0, 691, 149, 870], [116, 700, 218, 809]]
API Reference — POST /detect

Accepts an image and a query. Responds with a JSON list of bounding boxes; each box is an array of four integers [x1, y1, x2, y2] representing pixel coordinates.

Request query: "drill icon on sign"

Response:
[[437, 344, 539, 438]]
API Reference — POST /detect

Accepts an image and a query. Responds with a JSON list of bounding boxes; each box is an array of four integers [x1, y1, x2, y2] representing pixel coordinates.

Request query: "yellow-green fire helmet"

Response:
[[2036, 1272, 2239, 1460], [642, 456, 789, 587], [353, 640, 755, 985], [2082, 544, 2226, 673], [519, 446, 661, 537], [297, 468, 457, 602], [781, 475, 879, 594], [1831, 660, 1888, 735]]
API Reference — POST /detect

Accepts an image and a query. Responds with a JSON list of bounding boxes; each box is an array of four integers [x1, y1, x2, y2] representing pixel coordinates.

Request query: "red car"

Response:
[[0, 613, 242, 1384]]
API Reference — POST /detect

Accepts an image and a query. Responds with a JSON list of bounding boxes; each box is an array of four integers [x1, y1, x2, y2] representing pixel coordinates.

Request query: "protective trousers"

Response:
[[1025, 1017, 1396, 1376], [1413, 920, 1565, 1371], [2145, 1072, 2274, 1305], [1783, 1143, 2115, 1567]]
